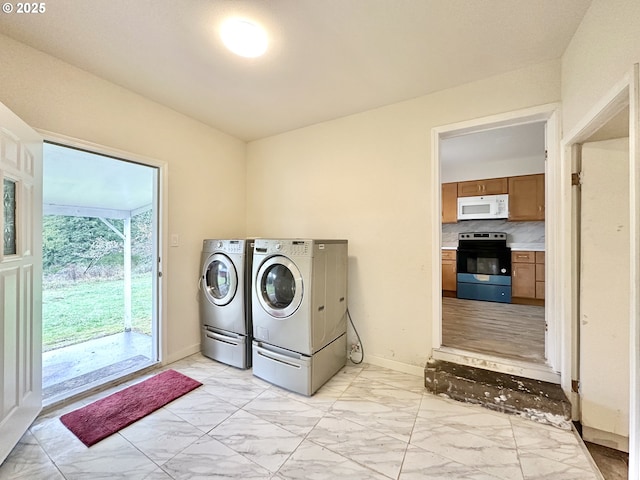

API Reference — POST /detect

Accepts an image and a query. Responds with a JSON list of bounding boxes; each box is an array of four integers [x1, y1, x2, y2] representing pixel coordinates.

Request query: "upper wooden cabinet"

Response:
[[442, 182, 458, 224], [508, 174, 545, 221], [457, 177, 508, 197]]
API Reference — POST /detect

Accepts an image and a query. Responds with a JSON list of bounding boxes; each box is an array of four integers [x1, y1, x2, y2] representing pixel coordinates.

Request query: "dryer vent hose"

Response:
[[347, 308, 364, 364]]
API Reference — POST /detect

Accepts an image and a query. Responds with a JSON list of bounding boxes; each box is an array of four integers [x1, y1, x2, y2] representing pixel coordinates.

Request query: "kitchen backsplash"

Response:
[[442, 220, 545, 247]]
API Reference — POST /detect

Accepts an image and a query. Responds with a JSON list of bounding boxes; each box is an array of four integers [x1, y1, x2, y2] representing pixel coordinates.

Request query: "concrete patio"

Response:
[[42, 331, 155, 405]]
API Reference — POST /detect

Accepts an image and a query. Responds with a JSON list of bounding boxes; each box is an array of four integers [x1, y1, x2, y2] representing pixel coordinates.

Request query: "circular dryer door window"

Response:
[[257, 255, 303, 318], [203, 253, 238, 306]]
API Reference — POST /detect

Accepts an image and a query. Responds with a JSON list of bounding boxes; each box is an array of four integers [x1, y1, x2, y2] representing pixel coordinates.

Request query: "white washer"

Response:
[[200, 239, 253, 369], [251, 238, 347, 395]]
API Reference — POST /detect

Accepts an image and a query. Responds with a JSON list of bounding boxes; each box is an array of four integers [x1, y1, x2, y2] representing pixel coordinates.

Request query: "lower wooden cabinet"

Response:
[[512, 262, 536, 297], [512, 250, 544, 303], [535, 251, 545, 299], [442, 250, 457, 294]]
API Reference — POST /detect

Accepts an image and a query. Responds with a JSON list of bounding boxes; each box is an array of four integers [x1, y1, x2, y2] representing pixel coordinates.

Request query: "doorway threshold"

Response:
[[425, 355, 571, 429], [432, 346, 560, 384], [43, 331, 156, 407]]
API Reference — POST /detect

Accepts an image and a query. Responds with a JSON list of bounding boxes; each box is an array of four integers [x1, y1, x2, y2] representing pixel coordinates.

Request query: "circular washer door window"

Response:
[[256, 255, 303, 318], [203, 253, 238, 306]]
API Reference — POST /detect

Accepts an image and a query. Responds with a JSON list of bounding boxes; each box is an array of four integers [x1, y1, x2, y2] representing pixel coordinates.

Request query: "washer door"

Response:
[[202, 253, 238, 306], [256, 255, 303, 318]]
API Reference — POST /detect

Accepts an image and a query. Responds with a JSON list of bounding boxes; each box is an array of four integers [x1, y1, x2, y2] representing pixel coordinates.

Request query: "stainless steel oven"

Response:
[[456, 232, 512, 303]]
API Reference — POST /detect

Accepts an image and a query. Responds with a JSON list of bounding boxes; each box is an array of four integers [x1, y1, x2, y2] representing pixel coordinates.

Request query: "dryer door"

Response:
[[202, 253, 238, 306], [256, 255, 303, 318]]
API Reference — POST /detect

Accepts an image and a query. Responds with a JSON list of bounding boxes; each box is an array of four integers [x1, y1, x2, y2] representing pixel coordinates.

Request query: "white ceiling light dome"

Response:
[[220, 18, 268, 58]]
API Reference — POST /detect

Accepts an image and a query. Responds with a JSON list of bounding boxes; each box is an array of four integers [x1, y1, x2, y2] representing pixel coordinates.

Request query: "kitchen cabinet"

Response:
[[457, 177, 508, 197], [442, 250, 457, 294], [511, 250, 545, 302], [442, 182, 457, 223], [535, 251, 545, 299], [508, 174, 545, 221]]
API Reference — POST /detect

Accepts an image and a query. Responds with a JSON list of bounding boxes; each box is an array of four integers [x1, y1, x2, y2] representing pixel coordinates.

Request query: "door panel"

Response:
[[579, 138, 630, 449], [256, 256, 303, 318], [0, 103, 43, 463], [203, 253, 237, 306], [630, 63, 640, 477]]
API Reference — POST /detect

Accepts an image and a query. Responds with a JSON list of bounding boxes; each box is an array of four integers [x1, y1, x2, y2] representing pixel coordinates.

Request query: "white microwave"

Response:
[[457, 194, 508, 220]]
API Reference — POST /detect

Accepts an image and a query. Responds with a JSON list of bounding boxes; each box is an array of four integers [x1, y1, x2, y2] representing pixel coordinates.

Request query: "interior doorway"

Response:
[[430, 104, 561, 383], [440, 122, 547, 365], [41, 142, 160, 404]]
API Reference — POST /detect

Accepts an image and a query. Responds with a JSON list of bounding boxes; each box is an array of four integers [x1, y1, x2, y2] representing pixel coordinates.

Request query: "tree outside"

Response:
[[42, 211, 153, 351]]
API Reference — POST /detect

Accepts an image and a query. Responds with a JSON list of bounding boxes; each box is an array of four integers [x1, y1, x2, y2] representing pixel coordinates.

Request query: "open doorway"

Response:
[[41, 142, 160, 404], [440, 122, 547, 364], [431, 104, 561, 383]]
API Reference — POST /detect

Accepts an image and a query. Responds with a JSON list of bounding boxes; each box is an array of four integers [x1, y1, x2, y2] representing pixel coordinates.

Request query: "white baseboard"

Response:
[[582, 425, 629, 453], [363, 354, 425, 377], [164, 343, 201, 365]]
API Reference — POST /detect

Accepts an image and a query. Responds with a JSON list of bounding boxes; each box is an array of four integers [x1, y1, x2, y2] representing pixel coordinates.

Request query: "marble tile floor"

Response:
[[1, 353, 604, 480]]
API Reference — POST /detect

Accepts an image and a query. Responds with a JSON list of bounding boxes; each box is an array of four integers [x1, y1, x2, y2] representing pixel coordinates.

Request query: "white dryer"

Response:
[[251, 238, 347, 395], [200, 239, 253, 369]]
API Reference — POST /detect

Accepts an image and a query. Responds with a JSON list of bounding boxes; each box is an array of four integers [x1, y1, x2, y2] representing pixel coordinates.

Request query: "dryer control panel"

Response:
[[254, 239, 311, 256]]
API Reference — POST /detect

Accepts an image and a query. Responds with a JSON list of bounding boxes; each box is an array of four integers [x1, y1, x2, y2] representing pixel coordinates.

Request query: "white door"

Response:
[[0, 103, 43, 463], [629, 63, 640, 478], [579, 138, 630, 450]]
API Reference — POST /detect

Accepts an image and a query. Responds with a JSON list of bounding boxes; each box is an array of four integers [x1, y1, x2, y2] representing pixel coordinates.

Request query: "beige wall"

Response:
[[0, 34, 247, 362], [562, 0, 640, 133], [246, 59, 561, 371]]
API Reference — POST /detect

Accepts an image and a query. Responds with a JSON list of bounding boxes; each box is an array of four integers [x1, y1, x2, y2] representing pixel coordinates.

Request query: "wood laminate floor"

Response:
[[442, 296, 546, 364]]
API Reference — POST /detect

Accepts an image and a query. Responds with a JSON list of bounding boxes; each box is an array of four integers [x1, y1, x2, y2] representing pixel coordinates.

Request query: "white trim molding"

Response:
[[431, 103, 563, 386], [36, 129, 169, 365]]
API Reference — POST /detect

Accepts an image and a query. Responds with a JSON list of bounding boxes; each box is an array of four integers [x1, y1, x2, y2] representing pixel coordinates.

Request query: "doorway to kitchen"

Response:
[[431, 104, 561, 383], [41, 141, 161, 405]]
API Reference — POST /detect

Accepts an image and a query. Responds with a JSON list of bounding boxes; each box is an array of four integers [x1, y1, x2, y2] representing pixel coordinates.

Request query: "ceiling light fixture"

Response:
[[220, 18, 268, 58]]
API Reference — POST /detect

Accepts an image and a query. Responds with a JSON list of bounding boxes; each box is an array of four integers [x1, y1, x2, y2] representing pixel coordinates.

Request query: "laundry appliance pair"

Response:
[[199, 238, 348, 396]]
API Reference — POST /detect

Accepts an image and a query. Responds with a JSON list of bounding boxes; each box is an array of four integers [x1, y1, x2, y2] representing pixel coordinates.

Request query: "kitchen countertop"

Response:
[[509, 243, 545, 251], [441, 243, 545, 251]]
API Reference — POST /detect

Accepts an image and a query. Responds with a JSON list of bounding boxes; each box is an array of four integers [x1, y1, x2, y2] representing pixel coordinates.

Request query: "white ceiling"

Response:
[[0, 0, 592, 142], [440, 122, 546, 167]]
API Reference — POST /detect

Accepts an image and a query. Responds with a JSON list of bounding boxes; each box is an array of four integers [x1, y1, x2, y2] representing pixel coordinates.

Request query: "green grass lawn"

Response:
[[42, 273, 153, 351]]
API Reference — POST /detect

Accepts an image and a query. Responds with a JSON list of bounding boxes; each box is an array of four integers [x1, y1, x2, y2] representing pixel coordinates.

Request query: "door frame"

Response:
[[38, 130, 168, 364], [561, 64, 639, 479], [430, 103, 562, 384]]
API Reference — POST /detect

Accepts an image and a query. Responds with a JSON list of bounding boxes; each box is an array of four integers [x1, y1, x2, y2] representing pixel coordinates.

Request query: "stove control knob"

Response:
[[501, 268, 507, 274]]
